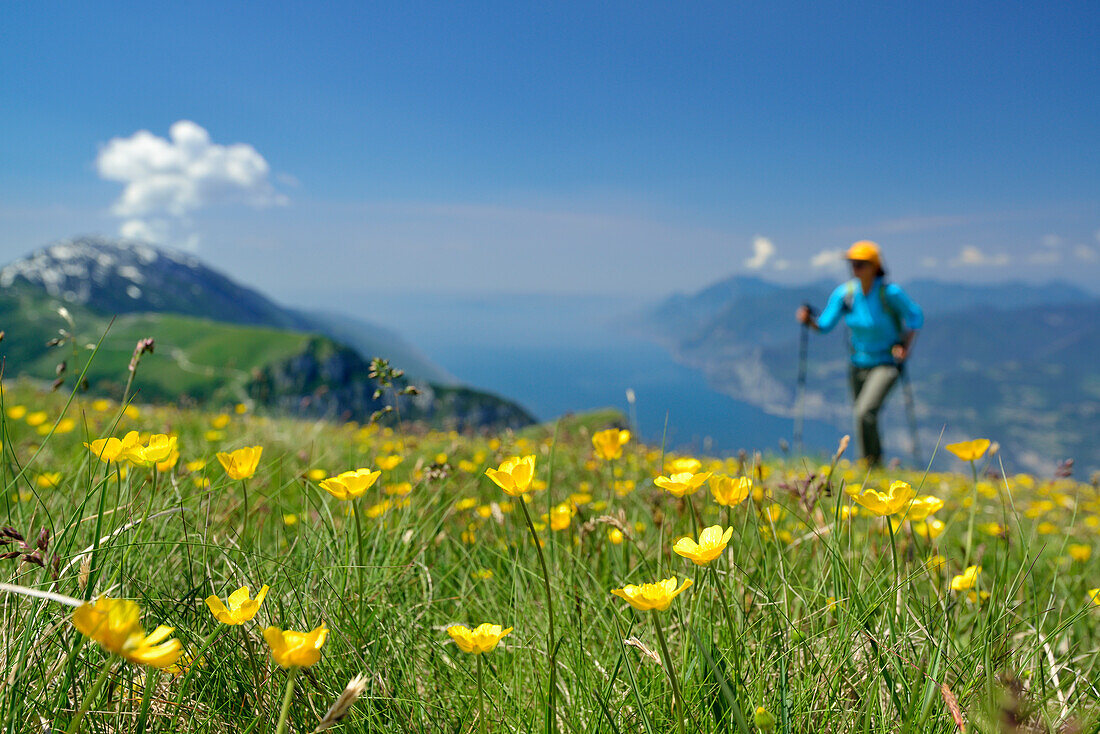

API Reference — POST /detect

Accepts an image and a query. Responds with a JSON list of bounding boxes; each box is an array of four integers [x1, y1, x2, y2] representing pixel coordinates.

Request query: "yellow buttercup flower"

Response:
[[665, 456, 702, 474], [548, 502, 574, 531], [673, 525, 734, 566], [1088, 589, 1100, 606], [1068, 544, 1091, 562], [912, 517, 946, 540], [945, 439, 991, 462], [904, 495, 944, 522], [319, 468, 382, 500], [592, 429, 631, 460], [25, 411, 48, 427], [608, 528, 625, 545], [205, 585, 270, 625], [156, 449, 180, 473], [950, 565, 981, 591], [376, 454, 403, 471], [611, 576, 693, 611], [709, 475, 751, 506], [447, 623, 513, 654], [263, 623, 327, 668], [6, 406, 26, 420], [484, 455, 537, 496], [72, 597, 182, 669], [217, 446, 263, 480], [84, 431, 143, 463], [654, 472, 712, 498], [851, 480, 915, 517], [140, 434, 178, 463]]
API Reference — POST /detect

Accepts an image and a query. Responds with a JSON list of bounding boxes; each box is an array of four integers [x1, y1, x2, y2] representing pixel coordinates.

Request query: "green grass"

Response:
[[0, 376, 1097, 733]]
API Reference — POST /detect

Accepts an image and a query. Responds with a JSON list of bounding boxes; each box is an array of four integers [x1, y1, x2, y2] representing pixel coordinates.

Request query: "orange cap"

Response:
[[846, 240, 881, 270]]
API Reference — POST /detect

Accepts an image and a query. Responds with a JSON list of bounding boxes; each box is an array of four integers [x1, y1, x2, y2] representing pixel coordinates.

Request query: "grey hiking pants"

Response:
[[849, 364, 900, 465]]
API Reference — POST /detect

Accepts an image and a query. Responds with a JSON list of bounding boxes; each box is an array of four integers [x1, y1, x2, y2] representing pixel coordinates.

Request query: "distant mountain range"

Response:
[[0, 237, 532, 431], [632, 274, 1100, 475]]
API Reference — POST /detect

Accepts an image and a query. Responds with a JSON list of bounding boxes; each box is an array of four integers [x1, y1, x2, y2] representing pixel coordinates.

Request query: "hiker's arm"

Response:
[[811, 287, 845, 333]]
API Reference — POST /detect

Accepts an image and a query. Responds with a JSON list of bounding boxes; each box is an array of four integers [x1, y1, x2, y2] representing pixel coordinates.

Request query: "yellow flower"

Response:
[[709, 475, 751, 507], [283, 514, 298, 526], [904, 495, 944, 522], [123, 405, 140, 420], [608, 528, 625, 545], [186, 459, 207, 473], [6, 406, 27, 420], [216, 446, 263, 480], [654, 472, 712, 498], [84, 431, 143, 463], [472, 568, 494, 580], [592, 428, 631, 460], [376, 454, 403, 471], [912, 517, 946, 540], [72, 597, 182, 669], [205, 585, 269, 625], [235, 403, 248, 414], [1087, 588, 1100, 606], [945, 438, 991, 462], [264, 623, 327, 668], [210, 413, 230, 429], [611, 577, 693, 611], [665, 456, 702, 474], [55, 417, 76, 434], [91, 399, 111, 412], [673, 525, 734, 566], [1069, 544, 1091, 562], [319, 468, 382, 500], [548, 503, 574, 531], [447, 623, 513, 654], [484, 455, 537, 496], [156, 451, 179, 473], [950, 565, 981, 591], [36, 472, 62, 489], [25, 411, 48, 427], [851, 480, 915, 517]]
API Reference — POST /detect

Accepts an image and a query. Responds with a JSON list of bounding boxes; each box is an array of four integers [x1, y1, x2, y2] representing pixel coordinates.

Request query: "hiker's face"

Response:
[[850, 260, 872, 276]]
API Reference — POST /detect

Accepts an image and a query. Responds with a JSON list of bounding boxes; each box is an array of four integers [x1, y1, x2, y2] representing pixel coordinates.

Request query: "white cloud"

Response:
[[744, 236, 775, 269], [809, 249, 844, 270], [951, 245, 1010, 267], [1073, 244, 1098, 261], [921, 256, 938, 267], [1041, 233, 1062, 248], [96, 120, 287, 244]]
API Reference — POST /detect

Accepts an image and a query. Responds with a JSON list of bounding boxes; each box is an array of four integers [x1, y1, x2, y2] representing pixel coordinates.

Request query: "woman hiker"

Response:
[[796, 241, 923, 466]]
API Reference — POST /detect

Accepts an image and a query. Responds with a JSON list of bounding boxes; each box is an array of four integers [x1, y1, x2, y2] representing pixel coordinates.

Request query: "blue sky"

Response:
[[2, 1, 1098, 298]]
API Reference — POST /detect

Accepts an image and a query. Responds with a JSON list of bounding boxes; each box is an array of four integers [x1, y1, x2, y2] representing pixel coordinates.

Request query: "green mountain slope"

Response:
[[0, 282, 534, 430]]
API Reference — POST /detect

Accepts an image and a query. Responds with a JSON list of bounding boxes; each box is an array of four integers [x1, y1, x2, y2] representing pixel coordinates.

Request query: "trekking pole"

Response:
[[793, 303, 813, 453], [900, 367, 921, 466]]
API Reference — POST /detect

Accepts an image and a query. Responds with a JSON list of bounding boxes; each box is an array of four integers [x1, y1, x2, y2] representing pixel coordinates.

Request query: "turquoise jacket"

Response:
[[816, 278, 923, 367]]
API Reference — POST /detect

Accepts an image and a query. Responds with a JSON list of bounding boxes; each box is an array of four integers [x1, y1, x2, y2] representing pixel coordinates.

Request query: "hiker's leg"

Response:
[[853, 365, 900, 465]]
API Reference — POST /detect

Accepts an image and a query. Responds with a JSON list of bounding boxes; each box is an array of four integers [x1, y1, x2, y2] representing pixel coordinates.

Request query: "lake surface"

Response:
[[322, 291, 841, 457]]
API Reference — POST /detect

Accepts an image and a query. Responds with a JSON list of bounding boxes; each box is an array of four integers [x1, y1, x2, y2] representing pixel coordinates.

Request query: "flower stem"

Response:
[[651, 612, 685, 734], [273, 667, 300, 734], [519, 499, 557, 734], [240, 478, 250, 547], [477, 653, 487, 734], [354, 497, 366, 606], [64, 655, 114, 734]]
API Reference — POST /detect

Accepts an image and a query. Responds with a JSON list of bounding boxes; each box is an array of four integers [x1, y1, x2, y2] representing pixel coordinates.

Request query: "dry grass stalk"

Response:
[[313, 673, 368, 732]]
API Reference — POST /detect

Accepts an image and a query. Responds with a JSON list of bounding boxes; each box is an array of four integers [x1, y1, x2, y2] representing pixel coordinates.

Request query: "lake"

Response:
[[343, 292, 841, 457]]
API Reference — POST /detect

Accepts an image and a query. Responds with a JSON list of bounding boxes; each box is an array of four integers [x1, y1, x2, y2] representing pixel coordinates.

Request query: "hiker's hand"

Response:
[[892, 344, 908, 362], [796, 306, 812, 325]]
